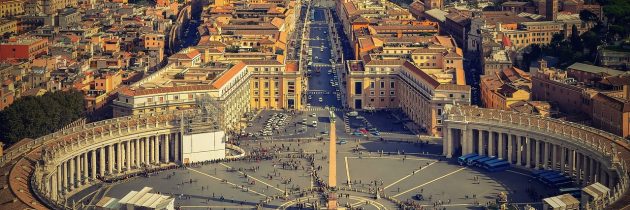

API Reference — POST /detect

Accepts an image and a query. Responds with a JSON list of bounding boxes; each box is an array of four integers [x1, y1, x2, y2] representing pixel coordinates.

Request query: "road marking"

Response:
[[345, 156, 351, 188], [393, 167, 466, 197], [349, 196, 386, 210], [187, 168, 267, 197], [383, 161, 437, 190], [219, 163, 285, 193]]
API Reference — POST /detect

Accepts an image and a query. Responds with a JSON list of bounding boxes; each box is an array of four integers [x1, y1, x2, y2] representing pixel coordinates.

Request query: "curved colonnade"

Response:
[[442, 105, 630, 209], [0, 109, 205, 209]]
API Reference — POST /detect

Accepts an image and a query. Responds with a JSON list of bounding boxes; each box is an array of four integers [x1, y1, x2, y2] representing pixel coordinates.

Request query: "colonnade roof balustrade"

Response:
[[0, 109, 201, 210], [444, 105, 630, 209]]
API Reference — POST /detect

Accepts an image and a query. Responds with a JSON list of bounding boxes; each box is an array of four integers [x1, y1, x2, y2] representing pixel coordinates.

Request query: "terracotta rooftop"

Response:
[[211, 62, 246, 89]]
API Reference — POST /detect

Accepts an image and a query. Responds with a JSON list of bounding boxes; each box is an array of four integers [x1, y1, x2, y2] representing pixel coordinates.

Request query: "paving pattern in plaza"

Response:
[[70, 140, 551, 209]]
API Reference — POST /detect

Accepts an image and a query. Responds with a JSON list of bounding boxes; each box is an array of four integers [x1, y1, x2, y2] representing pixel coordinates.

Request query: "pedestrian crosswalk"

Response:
[[307, 90, 330, 94], [303, 107, 343, 112]]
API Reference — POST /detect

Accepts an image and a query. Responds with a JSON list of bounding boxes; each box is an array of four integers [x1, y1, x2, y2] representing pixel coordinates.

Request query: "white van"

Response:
[[346, 111, 358, 117]]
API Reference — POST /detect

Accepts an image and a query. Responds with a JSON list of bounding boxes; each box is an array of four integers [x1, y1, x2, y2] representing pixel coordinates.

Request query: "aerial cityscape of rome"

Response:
[[0, 0, 629, 209]]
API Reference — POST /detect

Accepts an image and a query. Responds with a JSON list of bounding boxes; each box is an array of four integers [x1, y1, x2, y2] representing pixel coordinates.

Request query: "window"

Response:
[[147, 98, 153, 102], [370, 91, 375, 95], [264, 91, 269, 95], [449, 94, 453, 98], [380, 91, 384, 95], [370, 82, 375, 89], [274, 81, 279, 88], [437, 109, 442, 115], [264, 82, 269, 88], [380, 98, 384, 102], [380, 81, 384, 89], [390, 91, 395, 95], [354, 81, 363, 94], [188, 94, 193, 99], [254, 82, 259, 88], [390, 81, 395, 88]]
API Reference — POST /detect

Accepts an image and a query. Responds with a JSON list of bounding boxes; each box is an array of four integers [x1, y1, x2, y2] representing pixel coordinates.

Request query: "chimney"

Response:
[[624, 84, 630, 100]]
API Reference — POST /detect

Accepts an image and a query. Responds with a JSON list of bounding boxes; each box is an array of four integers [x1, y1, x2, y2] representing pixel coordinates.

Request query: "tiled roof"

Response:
[[402, 61, 440, 88], [212, 62, 246, 89], [119, 85, 214, 96]]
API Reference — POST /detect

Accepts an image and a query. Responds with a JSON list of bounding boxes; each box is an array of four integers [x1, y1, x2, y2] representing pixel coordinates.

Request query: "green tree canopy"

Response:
[[0, 90, 85, 145]]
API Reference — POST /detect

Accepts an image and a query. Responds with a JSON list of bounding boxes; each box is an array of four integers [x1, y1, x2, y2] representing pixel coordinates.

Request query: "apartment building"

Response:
[[480, 67, 531, 110], [531, 61, 630, 138], [0, 36, 49, 61], [0, 20, 17, 36], [345, 59, 470, 136], [0, 0, 25, 18]]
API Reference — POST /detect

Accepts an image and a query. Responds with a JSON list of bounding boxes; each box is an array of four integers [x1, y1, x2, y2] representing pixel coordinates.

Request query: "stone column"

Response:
[[126, 141, 131, 170], [589, 157, 595, 184], [507, 134, 513, 163], [488, 132, 495, 157], [551, 144, 558, 171], [477, 130, 484, 156], [535, 140, 541, 169], [62, 162, 68, 192], [91, 150, 97, 180], [560, 147, 566, 173], [99, 147, 105, 177], [51, 173, 58, 200], [56, 165, 62, 197], [75, 156, 81, 187], [75, 155, 81, 187], [134, 139, 140, 167], [580, 153, 587, 184], [525, 137, 531, 168], [108, 145, 114, 174], [83, 153, 88, 184], [568, 149, 574, 176], [164, 134, 170, 163], [543, 142, 549, 169], [154, 136, 159, 164], [139, 138, 145, 165], [516, 136, 522, 166], [443, 128, 450, 157], [498, 133, 504, 159], [69, 158, 75, 190], [145, 137, 150, 165], [174, 133, 180, 162], [116, 143, 122, 172]]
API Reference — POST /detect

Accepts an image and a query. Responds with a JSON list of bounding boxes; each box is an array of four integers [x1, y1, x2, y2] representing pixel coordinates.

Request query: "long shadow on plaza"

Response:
[[165, 192, 282, 209], [358, 140, 443, 155]]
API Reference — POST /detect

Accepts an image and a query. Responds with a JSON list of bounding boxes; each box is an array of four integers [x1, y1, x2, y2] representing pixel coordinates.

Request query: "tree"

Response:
[[579, 10, 599, 22], [570, 25, 583, 51], [0, 90, 85, 145]]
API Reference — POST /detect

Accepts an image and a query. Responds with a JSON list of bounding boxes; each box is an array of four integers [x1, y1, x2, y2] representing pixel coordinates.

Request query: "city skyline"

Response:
[[0, 0, 629, 209]]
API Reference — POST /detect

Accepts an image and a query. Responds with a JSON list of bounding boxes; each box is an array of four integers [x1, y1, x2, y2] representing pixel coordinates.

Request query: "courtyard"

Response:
[[70, 140, 551, 209]]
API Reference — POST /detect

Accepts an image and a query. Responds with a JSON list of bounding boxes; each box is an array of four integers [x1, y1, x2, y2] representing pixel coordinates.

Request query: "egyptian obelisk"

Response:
[[327, 111, 338, 209]]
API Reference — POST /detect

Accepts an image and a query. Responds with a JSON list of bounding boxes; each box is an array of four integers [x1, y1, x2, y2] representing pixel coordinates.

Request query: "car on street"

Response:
[[337, 140, 347, 144], [371, 131, 380, 136], [318, 97, 323, 102], [351, 131, 363, 136], [346, 111, 358, 117], [311, 113, 317, 117], [414, 194, 424, 200], [311, 121, 318, 127], [308, 95, 312, 99]]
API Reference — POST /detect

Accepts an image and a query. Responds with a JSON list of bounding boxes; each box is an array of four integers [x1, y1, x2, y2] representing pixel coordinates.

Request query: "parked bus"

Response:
[[486, 161, 510, 172], [481, 159, 504, 169], [466, 155, 486, 166], [458, 154, 478, 165], [474, 157, 495, 167]]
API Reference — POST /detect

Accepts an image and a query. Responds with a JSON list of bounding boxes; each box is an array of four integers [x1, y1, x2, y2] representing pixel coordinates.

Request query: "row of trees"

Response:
[[0, 90, 85, 145]]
